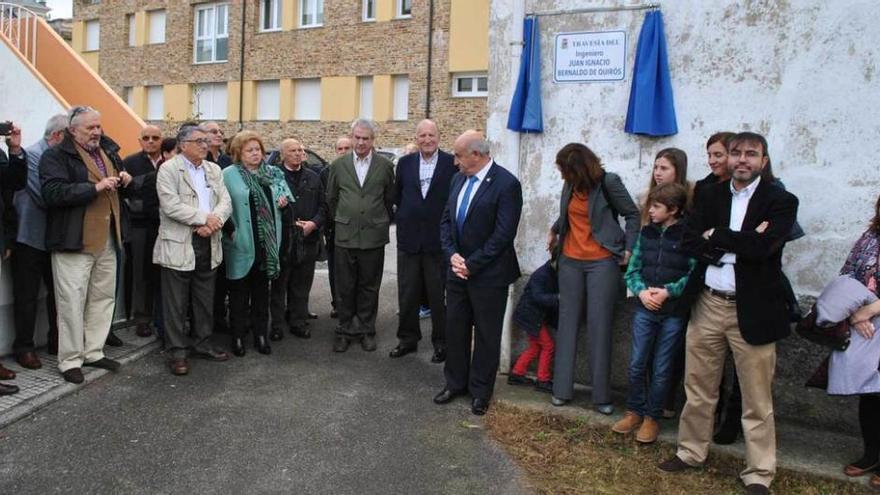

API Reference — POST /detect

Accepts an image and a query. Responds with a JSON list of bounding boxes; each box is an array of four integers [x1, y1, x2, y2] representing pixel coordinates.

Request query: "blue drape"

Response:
[[625, 10, 678, 137], [507, 16, 543, 133]]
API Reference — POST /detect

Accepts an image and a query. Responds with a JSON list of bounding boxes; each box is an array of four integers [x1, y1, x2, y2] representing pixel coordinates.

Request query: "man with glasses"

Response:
[[39, 106, 133, 384], [155, 124, 232, 375], [202, 121, 232, 335], [202, 121, 232, 169], [122, 125, 165, 340]]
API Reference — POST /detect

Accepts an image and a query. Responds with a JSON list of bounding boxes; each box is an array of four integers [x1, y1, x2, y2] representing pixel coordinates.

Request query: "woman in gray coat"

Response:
[[547, 143, 640, 414]]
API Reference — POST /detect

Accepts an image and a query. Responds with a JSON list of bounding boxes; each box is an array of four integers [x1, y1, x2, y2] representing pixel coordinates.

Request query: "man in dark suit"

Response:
[[658, 132, 798, 495], [390, 119, 458, 363], [326, 120, 395, 353], [433, 130, 523, 416], [121, 125, 164, 339]]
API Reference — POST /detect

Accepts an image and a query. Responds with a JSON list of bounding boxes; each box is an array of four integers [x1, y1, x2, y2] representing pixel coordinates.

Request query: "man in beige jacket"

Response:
[[155, 124, 232, 375]]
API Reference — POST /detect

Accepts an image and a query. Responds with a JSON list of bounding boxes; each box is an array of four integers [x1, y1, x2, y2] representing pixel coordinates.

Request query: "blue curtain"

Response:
[[507, 16, 543, 133], [625, 10, 678, 137]]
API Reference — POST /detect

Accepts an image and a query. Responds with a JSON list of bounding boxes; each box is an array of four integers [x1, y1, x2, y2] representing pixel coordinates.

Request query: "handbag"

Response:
[[795, 303, 851, 352]]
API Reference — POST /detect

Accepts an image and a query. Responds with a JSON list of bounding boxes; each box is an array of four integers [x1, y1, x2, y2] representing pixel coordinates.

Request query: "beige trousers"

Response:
[[52, 236, 117, 372], [676, 290, 777, 487]]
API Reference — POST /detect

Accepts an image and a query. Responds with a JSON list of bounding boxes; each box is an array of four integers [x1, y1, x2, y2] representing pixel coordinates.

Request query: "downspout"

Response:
[[425, 0, 435, 118], [238, 0, 247, 130]]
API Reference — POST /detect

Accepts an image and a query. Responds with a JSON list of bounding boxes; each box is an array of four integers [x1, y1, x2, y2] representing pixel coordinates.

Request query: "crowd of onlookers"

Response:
[[0, 107, 878, 494]]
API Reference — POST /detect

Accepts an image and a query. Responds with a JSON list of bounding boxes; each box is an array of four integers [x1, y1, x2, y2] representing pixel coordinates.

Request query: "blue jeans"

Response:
[[626, 305, 685, 419]]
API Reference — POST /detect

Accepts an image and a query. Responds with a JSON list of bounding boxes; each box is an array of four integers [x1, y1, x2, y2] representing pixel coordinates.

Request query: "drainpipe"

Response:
[[238, 0, 247, 130], [499, 0, 527, 373], [425, 0, 435, 118]]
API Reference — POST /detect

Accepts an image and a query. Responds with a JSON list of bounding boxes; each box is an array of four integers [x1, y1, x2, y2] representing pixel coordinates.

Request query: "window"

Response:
[[255, 80, 280, 120], [84, 19, 99, 51], [127, 14, 135, 47], [293, 79, 321, 121], [396, 0, 412, 18], [192, 83, 228, 120], [358, 76, 373, 119], [362, 0, 375, 21], [392, 75, 409, 121], [148, 10, 166, 44], [122, 86, 133, 108], [299, 0, 323, 28], [259, 0, 281, 32], [146, 85, 164, 120], [194, 3, 229, 63], [452, 72, 488, 97]]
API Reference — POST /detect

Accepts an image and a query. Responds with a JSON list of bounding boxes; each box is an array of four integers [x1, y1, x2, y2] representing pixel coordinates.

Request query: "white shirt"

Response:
[[419, 151, 439, 198], [704, 177, 761, 292], [353, 151, 372, 187], [455, 160, 494, 219], [183, 156, 212, 213]]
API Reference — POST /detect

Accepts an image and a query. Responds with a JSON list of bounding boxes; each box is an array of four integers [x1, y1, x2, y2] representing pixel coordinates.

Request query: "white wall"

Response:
[[0, 39, 67, 353], [488, 0, 880, 296]]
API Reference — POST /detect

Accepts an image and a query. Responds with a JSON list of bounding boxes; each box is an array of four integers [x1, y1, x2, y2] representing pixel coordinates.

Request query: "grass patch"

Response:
[[485, 402, 872, 494]]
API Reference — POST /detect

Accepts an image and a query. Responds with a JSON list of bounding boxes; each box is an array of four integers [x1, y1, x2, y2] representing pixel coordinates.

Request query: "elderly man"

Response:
[[270, 138, 326, 340], [122, 125, 164, 339], [390, 120, 457, 362], [202, 121, 232, 169], [326, 120, 395, 352], [433, 131, 522, 416], [155, 124, 232, 375], [40, 106, 133, 384], [1, 122, 27, 393], [321, 135, 354, 319], [201, 120, 233, 337], [11, 115, 66, 371]]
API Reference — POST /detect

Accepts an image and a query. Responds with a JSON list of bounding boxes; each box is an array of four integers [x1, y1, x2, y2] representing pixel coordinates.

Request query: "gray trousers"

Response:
[[161, 235, 215, 360], [553, 255, 620, 404]]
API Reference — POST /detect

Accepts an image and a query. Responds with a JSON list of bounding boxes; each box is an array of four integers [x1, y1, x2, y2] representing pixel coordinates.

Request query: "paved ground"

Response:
[[0, 239, 530, 495]]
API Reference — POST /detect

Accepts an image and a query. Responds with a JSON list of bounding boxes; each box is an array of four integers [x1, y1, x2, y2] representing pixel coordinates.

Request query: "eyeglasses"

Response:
[[207, 129, 223, 135], [141, 136, 161, 141], [68, 105, 96, 126], [182, 138, 209, 145]]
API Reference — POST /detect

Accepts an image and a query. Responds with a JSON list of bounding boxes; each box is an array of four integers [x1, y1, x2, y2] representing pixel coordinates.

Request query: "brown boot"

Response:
[[611, 411, 643, 434], [636, 417, 660, 443]]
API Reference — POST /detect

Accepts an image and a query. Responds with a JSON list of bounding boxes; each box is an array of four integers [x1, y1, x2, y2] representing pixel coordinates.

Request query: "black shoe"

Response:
[[83, 357, 121, 372], [657, 456, 699, 473], [433, 388, 466, 404], [713, 416, 742, 445], [290, 326, 311, 339], [389, 344, 417, 358], [0, 383, 19, 395], [232, 337, 246, 357], [744, 484, 769, 495], [507, 373, 532, 386], [361, 335, 377, 352], [269, 329, 284, 341], [62, 368, 84, 384], [333, 335, 350, 353], [308, 312, 319, 319], [471, 398, 490, 416], [105, 331, 124, 347], [535, 380, 553, 394], [255, 336, 272, 355], [430, 347, 446, 363], [330, 309, 338, 319]]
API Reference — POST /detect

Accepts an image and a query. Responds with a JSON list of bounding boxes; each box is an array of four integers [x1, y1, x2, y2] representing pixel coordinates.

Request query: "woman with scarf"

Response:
[[223, 131, 292, 356]]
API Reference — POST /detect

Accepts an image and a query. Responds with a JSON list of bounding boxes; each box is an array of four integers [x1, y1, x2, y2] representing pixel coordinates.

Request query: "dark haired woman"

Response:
[[547, 143, 640, 414]]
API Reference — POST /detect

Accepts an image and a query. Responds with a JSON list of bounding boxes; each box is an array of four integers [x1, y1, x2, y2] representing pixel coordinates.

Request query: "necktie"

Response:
[[456, 176, 479, 236]]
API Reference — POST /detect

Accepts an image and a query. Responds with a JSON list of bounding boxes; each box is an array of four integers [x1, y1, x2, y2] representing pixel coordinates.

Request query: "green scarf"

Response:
[[237, 162, 280, 279]]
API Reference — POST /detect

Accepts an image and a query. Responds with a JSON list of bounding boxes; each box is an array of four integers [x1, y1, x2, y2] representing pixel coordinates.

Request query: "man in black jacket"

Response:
[[121, 125, 164, 338], [390, 119, 457, 362], [658, 132, 798, 495], [270, 138, 326, 340], [40, 106, 132, 384]]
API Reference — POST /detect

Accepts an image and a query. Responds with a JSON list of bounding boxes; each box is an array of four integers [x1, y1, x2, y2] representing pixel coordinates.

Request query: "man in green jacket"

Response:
[[326, 119, 395, 353]]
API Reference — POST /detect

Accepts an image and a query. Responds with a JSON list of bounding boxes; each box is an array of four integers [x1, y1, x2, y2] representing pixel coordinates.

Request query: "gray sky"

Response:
[[44, 0, 72, 19]]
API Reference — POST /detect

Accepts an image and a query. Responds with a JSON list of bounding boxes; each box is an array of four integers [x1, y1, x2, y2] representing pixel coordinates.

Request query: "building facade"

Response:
[[71, 0, 489, 157]]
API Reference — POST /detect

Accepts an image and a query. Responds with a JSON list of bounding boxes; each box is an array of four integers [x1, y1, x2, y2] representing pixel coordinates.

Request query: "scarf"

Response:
[[237, 162, 280, 279]]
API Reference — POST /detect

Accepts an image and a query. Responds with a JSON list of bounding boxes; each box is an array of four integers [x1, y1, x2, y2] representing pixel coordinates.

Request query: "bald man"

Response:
[[270, 138, 327, 340], [391, 120, 457, 363], [321, 135, 354, 318], [433, 131, 522, 416], [122, 124, 166, 339]]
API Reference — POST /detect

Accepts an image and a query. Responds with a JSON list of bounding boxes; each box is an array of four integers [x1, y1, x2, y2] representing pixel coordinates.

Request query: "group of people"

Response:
[[1, 107, 878, 494]]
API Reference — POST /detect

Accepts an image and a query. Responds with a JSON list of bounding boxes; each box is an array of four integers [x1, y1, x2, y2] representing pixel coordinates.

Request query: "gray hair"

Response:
[[176, 124, 206, 143], [465, 137, 491, 156], [67, 106, 100, 128], [44, 114, 68, 137], [350, 118, 376, 138]]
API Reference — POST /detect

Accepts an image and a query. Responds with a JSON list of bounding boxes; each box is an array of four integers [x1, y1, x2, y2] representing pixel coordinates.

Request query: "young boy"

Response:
[[612, 182, 695, 443], [507, 257, 558, 393]]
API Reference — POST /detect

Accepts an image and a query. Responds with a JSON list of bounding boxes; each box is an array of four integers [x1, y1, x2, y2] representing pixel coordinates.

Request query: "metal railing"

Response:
[[0, 2, 39, 65]]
